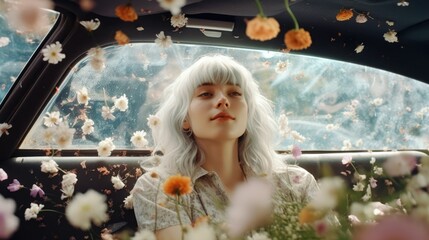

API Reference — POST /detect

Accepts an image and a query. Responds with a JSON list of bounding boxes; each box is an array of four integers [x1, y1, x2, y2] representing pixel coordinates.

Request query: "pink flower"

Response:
[[292, 145, 302, 159], [30, 184, 45, 198], [0, 168, 7, 181], [342, 155, 353, 165], [353, 215, 429, 240], [7, 179, 22, 192]]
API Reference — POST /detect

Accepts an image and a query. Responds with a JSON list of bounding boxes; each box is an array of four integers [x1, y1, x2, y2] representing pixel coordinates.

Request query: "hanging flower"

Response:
[[88, 47, 106, 71], [81, 119, 95, 135], [123, 194, 134, 209], [79, 18, 100, 31], [355, 14, 368, 23], [76, 87, 90, 105], [355, 43, 365, 53], [101, 106, 116, 120], [0, 123, 12, 137], [30, 184, 45, 198], [0, 168, 7, 181], [147, 114, 160, 129], [40, 159, 59, 174], [115, 30, 130, 45], [0, 37, 10, 47], [43, 111, 62, 127], [24, 203, 44, 220], [97, 137, 116, 157], [130, 130, 149, 148], [111, 175, 125, 190], [115, 4, 138, 22], [0, 194, 19, 239], [383, 30, 399, 43], [245, 16, 280, 41], [61, 172, 78, 199], [336, 9, 353, 21], [55, 124, 75, 149], [284, 28, 312, 50], [113, 94, 129, 112], [155, 31, 173, 48], [65, 189, 109, 230], [41, 41, 66, 64], [171, 13, 188, 28], [157, 0, 186, 15], [7, 179, 22, 192], [163, 175, 192, 196]]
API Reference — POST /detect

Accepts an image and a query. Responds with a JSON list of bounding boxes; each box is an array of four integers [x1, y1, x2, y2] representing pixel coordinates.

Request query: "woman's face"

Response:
[[185, 83, 248, 142]]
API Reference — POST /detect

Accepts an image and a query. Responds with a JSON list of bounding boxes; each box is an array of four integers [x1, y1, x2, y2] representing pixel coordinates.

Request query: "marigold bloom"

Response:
[[284, 28, 312, 50], [115, 4, 138, 22], [336, 9, 353, 21], [298, 206, 323, 224], [114, 30, 129, 45], [163, 175, 192, 196], [246, 16, 280, 41]]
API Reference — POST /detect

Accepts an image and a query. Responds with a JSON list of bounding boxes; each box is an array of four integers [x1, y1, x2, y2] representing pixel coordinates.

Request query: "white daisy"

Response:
[[81, 119, 94, 135], [97, 137, 116, 157], [111, 175, 125, 190], [354, 43, 364, 53], [383, 30, 398, 43], [113, 94, 129, 112], [147, 114, 160, 129], [130, 130, 149, 148], [0, 37, 10, 47], [43, 111, 62, 127], [101, 106, 116, 120], [55, 124, 75, 148], [157, 0, 186, 15], [79, 18, 100, 31], [76, 87, 90, 105], [24, 203, 44, 220], [0, 123, 12, 137], [65, 189, 109, 230], [170, 13, 188, 28], [41, 41, 66, 64], [155, 31, 173, 48]]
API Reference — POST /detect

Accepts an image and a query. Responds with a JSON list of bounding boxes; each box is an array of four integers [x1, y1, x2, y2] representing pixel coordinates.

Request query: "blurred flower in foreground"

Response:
[[0, 168, 7, 181], [0, 194, 19, 239]]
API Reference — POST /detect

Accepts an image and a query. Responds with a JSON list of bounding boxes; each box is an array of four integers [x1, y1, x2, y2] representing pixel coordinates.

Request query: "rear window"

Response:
[[21, 43, 429, 151]]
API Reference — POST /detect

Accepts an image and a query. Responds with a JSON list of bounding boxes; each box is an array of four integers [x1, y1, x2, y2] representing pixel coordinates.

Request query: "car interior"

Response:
[[0, 0, 428, 239]]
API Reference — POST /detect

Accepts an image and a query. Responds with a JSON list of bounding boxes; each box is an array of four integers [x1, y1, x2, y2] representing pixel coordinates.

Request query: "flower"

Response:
[[76, 87, 90, 105], [41, 41, 66, 64], [155, 31, 173, 48], [30, 184, 45, 198], [336, 9, 353, 21], [7, 179, 22, 192], [0, 37, 10, 47], [383, 30, 399, 43], [41, 159, 59, 173], [397, 0, 409, 7], [291, 145, 302, 159], [245, 16, 280, 41], [115, 4, 138, 22], [61, 172, 77, 199], [113, 94, 129, 111], [131, 229, 156, 240], [0, 122, 12, 137], [79, 18, 100, 31], [275, 60, 288, 73], [88, 47, 106, 71], [81, 119, 95, 135], [171, 13, 188, 28], [226, 178, 273, 238], [101, 106, 116, 120], [115, 30, 130, 45], [123, 194, 134, 209], [157, 0, 186, 15], [24, 203, 44, 220], [131, 130, 149, 148], [383, 154, 417, 177], [247, 232, 271, 240], [147, 114, 160, 129], [97, 137, 116, 157], [55, 124, 76, 148], [284, 28, 312, 50], [0, 194, 19, 239], [111, 175, 125, 190], [65, 189, 109, 230], [355, 43, 365, 53], [355, 14, 368, 23], [163, 175, 192, 196], [342, 155, 353, 165], [43, 111, 62, 127], [0, 168, 7, 181]]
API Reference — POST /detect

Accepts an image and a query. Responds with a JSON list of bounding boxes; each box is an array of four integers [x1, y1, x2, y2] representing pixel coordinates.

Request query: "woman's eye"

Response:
[[230, 91, 242, 96], [198, 92, 212, 97]]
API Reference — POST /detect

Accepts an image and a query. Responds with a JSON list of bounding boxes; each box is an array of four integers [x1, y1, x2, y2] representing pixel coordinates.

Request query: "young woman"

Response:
[[132, 55, 318, 239]]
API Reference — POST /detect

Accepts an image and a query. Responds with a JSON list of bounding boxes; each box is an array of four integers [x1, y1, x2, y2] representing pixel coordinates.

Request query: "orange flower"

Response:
[[115, 4, 138, 22], [163, 175, 192, 196], [284, 28, 312, 50], [336, 9, 353, 21], [114, 30, 129, 45], [246, 16, 280, 41], [298, 206, 323, 224]]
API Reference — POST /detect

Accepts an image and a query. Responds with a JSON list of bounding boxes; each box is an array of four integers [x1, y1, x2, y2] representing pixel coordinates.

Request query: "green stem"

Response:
[[175, 196, 184, 240], [254, 0, 266, 17], [284, 0, 300, 30], [40, 209, 65, 215]]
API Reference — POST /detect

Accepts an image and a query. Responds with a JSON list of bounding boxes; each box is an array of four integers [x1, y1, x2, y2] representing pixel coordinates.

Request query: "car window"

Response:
[[0, 7, 59, 105], [21, 43, 429, 151]]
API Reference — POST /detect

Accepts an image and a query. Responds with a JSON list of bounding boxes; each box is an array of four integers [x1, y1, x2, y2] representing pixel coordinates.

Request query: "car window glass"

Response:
[[0, 7, 59, 105], [21, 43, 429, 151]]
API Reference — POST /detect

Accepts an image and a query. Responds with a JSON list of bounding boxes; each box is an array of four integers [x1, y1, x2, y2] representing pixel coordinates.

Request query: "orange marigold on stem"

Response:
[[114, 30, 129, 45], [246, 15, 280, 41], [299, 206, 324, 224], [336, 9, 353, 21], [284, 28, 312, 50], [115, 4, 138, 22], [163, 175, 192, 196]]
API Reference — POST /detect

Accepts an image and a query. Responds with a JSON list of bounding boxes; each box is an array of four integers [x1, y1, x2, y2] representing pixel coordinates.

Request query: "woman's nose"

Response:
[[216, 94, 229, 108]]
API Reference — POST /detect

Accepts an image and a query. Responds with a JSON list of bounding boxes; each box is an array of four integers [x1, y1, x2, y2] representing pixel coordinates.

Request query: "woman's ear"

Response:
[[183, 119, 190, 130]]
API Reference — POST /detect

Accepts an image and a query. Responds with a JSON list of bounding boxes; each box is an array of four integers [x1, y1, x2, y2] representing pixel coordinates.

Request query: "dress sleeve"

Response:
[[132, 173, 192, 231], [276, 165, 320, 203]]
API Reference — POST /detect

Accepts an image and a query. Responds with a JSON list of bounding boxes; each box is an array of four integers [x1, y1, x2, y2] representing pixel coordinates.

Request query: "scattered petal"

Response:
[[115, 30, 130, 45], [383, 30, 398, 43], [0, 168, 8, 181], [170, 13, 188, 28], [355, 14, 368, 23], [79, 18, 100, 32], [115, 4, 138, 22], [0, 123, 12, 137], [336, 9, 353, 21], [155, 31, 173, 48], [0, 37, 10, 47], [355, 43, 365, 53]]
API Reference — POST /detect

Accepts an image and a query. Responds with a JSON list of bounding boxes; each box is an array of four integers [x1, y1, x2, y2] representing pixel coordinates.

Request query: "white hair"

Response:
[[151, 55, 282, 178]]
